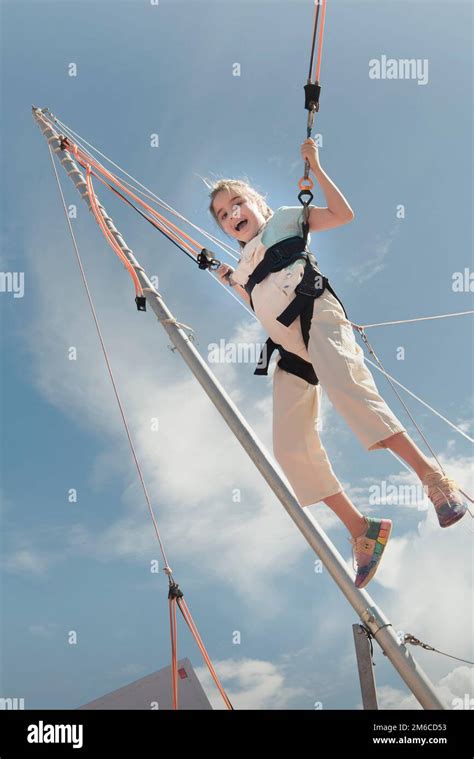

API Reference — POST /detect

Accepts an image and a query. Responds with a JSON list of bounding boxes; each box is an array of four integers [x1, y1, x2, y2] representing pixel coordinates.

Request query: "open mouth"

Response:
[[235, 219, 248, 233]]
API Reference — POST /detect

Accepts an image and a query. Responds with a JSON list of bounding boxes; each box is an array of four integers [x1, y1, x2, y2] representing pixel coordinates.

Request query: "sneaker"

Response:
[[422, 470, 468, 528], [349, 516, 392, 589]]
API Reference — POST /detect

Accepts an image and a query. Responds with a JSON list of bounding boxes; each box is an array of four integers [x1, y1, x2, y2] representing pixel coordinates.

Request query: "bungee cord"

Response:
[[39, 109, 256, 325], [65, 138, 207, 261], [91, 170, 200, 267], [51, 113, 257, 322], [50, 112, 240, 261], [45, 137, 233, 712], [297, 0, 328, 235], [48, 146, 172, 571]]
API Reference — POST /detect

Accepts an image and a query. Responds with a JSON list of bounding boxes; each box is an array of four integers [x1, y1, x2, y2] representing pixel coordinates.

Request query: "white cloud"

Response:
[[345, 225, 399, 284], [357, 452, 474, 708], [294, 449, 473, 710], [4, 546, 57, 577], [377, 666, 474, 710], [376, 684, 421, 710], [355, 449, 472, 575], [28, 623, 58, 638], [195, 657, 311, 710]]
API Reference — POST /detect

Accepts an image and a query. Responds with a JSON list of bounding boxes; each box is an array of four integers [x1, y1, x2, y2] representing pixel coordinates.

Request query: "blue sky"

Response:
[[1, 0, 473, 710]]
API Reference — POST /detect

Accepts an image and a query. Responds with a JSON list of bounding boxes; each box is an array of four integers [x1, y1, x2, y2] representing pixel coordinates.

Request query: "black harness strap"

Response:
[[254, 337, 318, 385], [278, 260, 348, 327], [243, 233, 347, 385], [244, 236, 308, 310]]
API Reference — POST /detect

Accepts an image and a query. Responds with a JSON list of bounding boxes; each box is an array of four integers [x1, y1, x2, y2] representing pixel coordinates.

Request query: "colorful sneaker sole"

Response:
[[355, 519, 392, 590], [436, 499, 468, 528]]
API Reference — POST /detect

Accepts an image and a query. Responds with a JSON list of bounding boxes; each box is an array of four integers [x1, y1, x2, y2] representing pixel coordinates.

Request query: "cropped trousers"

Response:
[[272, 290, 406, 507]]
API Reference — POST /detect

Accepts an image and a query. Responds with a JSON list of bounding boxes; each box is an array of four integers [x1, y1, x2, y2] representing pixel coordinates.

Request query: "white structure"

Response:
[[77, 657, 212, 710]]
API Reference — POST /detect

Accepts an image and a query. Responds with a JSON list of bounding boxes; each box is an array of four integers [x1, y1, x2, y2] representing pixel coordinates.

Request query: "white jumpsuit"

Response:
[[232, 207, 406, 507]]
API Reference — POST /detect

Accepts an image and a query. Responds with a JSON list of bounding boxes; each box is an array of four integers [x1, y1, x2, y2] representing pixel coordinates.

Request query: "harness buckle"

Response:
[[197, 248, 221, 270], [295, 273, 325, 298], [294, 259, 325, 298], [267, 244, 287, 268]]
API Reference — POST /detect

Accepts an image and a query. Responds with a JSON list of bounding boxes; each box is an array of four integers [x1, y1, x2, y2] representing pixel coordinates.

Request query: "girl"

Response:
[[209, 138, 467, 589]]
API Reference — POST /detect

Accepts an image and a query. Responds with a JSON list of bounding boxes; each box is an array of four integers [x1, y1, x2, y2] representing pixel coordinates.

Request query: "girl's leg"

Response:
[[272, 355, 392, 589], [380, 431, 467, 527], [306, 292, 467, 528], [306, 292, 407, 451], [323, 491, 367, 538], [377, 431, 437, 480], [324, 491, 392, 590], [272, 364, 344, 507], [272, 365, 368, 538]]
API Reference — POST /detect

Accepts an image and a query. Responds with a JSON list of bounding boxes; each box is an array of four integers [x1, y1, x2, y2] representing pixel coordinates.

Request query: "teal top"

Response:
[[261, 206, 311, 249], [231, 205, 314, 361]]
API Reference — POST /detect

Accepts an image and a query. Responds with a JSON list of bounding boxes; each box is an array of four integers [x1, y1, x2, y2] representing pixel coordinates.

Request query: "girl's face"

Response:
[[213, 190, 267, 244]]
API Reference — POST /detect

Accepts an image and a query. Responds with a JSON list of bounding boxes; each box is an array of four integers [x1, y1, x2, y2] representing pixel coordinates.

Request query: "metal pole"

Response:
[[352, 624, 379, 710], [32, 107, 446, 710]]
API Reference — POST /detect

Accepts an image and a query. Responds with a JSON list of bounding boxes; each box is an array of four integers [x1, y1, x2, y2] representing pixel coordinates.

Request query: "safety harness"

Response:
[[243, 223, 347, 385]]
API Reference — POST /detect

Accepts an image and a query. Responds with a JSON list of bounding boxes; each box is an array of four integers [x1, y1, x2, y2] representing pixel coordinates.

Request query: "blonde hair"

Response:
[[207, 178, 273, 250]]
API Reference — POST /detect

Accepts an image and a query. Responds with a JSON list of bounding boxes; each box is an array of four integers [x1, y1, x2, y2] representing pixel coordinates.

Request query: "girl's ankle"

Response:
[[351, 515, 368, 539], [419, 465, 442, 482]]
